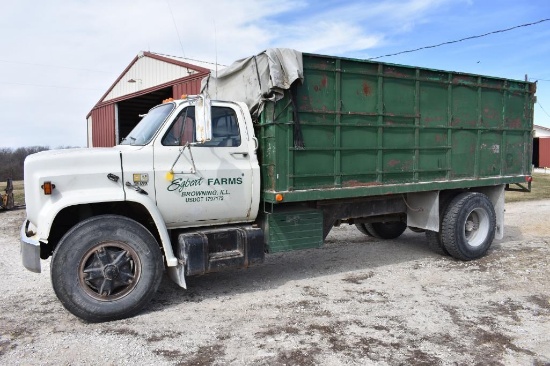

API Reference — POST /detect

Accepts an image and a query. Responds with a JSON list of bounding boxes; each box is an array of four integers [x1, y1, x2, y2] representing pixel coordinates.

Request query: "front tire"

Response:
[[51, 215, 164, 322], [441, 192, 496, 260]]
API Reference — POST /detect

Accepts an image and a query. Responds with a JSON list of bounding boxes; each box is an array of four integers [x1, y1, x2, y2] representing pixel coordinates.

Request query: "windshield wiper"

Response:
[[121, 136, 137, 145]]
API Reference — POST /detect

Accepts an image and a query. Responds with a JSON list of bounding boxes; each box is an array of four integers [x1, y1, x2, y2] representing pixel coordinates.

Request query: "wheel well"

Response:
[[41, 202, 162, 259], [405, 187, 502, 233]]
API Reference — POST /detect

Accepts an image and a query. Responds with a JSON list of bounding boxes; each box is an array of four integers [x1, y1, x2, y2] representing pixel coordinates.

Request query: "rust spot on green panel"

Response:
[[435, 134, 446, 143], [257, 53, 534, 203], [343, 180, 382, 188], [313, 75, 329, 92], [362, 82, 372, 96], [388, 159, 401, 167], [508, 118, 522, 129]]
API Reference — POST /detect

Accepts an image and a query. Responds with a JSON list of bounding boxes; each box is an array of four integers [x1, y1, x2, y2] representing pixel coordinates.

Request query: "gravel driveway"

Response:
[[1, 200, 549, 365]]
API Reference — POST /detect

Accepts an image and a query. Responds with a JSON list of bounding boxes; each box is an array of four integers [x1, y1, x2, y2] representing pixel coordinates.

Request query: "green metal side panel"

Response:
[[257, 53, 535, 203], [265, 210, 323, 253]]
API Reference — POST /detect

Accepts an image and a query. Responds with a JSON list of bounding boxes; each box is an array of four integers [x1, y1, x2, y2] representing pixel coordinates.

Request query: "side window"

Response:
[[162, 106, 241, 147], [162, 107, 195, 146], [202, 107, 241, 147]]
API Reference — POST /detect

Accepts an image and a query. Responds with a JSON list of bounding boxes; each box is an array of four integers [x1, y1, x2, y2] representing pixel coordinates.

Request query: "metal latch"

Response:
[[107, 173, 119, 182], [125, 182, 148, 195]]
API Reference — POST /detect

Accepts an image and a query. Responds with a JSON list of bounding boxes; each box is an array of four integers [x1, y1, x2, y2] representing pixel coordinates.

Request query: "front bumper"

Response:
[[20, 221, 41, 273]]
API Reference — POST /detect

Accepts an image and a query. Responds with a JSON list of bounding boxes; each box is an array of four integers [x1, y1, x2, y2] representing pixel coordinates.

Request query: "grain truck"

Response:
[[20, 49, 534, 322]]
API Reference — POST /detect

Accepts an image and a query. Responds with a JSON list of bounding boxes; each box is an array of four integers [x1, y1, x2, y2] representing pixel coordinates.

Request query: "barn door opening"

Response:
[[116, 87, 173, 144]]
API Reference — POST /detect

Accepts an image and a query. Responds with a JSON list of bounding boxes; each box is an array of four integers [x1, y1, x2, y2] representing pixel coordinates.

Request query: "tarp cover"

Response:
[[200, 48, 303, 120]]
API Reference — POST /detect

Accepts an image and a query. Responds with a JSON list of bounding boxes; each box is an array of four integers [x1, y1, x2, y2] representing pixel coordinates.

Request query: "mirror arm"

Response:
[[168, 142, 196, 175], [184, 142, 197, 174], [169, 147, 184, 172]]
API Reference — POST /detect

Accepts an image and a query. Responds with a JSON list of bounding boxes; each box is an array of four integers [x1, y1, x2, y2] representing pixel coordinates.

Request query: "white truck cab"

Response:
[[21, 96, 262, 322], [119, 97, 260, 227]]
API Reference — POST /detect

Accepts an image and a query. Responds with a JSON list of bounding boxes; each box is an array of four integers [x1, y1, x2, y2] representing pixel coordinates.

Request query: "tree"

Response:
[[0, 147, 50, 181]]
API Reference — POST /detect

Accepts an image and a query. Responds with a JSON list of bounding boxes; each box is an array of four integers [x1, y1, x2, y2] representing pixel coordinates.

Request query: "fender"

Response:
[[30, 186, 179, 269], [21, 187, 126, 274], [32, 187, 125, 242], [123, 189, 178, 267], [406, 185, 505, 239]]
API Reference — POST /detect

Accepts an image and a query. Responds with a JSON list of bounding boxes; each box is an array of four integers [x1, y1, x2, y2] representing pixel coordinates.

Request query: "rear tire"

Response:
[[425, 230, 449, 256], [355, 223, 374, 237], [424, 192, 456, 256], [51, 215, 164, 322], [441, 192, 496, 261], [363, 221, 407, 239]]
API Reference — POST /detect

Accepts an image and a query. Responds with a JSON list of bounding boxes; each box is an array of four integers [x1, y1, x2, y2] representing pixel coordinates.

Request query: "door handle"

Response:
[[230, 152, 249, 157]]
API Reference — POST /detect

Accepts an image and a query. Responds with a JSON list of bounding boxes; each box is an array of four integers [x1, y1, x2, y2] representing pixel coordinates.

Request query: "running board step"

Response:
[[176, 226, 264, 276]]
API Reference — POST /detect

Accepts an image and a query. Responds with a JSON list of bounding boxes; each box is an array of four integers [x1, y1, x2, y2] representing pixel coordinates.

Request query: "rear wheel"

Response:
[[441, 192, 496, 260], [363, 221, 407, 239], [425, 230, 449, 256], [51, 215, 164, 322], [423, 192, 457, 256], [355, 223, 374, 237]]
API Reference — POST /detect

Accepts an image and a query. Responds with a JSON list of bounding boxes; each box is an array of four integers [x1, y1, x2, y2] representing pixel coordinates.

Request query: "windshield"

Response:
[[120, 103, 175, 145]]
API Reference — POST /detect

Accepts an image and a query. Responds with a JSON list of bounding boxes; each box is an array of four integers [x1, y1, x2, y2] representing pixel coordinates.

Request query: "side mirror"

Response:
[[195, 96, 212, 143]]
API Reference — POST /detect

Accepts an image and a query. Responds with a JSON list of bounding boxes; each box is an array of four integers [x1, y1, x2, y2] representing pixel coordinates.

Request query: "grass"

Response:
[[13, 180, 25, 205], [3, 173, 549, 208], [505, 173, 550, 203]]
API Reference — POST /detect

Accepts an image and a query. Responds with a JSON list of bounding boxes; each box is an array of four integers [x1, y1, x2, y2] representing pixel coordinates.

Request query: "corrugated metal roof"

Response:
[[534, 124, 550, 137], [90, 51, 217, 110], [101, 51, 221, 102], [149, 52, 224, 72], [103, 55, 194, 101]]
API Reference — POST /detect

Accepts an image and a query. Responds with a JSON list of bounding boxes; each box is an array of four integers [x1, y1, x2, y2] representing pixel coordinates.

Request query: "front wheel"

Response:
[[51, 215, 164, 322], [441, 192, 496, 261]]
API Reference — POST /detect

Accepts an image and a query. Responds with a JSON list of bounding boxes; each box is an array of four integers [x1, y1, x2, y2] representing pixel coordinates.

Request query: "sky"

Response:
[[1, 0, 550, 148]]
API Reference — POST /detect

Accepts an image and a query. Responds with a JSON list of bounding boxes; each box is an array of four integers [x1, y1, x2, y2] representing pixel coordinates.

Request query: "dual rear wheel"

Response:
[[428, 192, 496, 260], [355, 192, 496, 261], [355, 221, 407, 239]]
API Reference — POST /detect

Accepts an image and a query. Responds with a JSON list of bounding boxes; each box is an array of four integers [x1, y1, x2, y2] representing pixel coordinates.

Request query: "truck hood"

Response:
[[24, 147, 126, 226]]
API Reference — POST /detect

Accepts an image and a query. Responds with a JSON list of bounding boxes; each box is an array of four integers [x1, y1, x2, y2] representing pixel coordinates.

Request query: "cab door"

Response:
[[153, 103, 256, 228]]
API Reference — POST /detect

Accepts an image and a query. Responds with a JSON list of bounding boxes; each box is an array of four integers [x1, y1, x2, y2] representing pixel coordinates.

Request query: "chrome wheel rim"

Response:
[[464, 208, 490, 247], [78, 242, 141, 301]]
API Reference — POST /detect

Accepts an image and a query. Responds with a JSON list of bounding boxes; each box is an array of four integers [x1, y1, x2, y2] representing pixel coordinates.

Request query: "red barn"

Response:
[[86, 51, 217, 147], [533, 125, 550, 168]]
